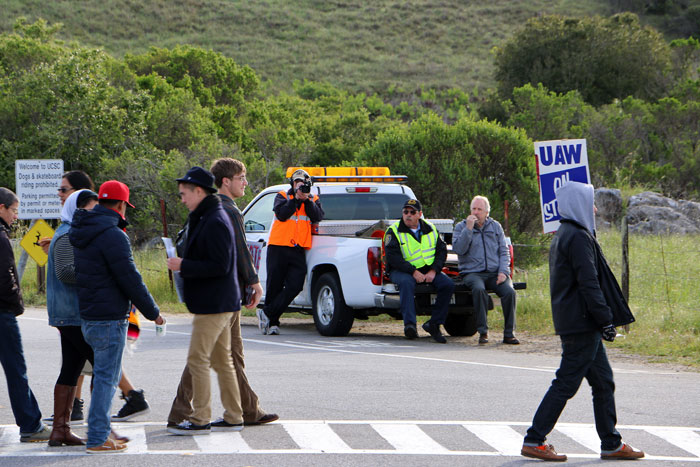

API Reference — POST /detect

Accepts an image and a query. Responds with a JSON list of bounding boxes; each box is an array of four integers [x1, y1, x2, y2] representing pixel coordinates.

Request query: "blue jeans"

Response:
[[0, 313, 43, 433], [524, 331, 622, 451], [81, 319, 127, 448], [389, 270, 454, 326]]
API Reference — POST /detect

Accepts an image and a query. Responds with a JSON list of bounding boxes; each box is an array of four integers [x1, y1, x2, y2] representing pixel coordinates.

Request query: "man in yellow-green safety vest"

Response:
[[384, 198, 454, 343]]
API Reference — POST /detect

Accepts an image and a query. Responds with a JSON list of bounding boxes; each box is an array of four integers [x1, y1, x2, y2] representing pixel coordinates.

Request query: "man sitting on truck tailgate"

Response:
[[384, 199, 454, 344], [452, 195, 519, 345], [256, 169, 324, 335]]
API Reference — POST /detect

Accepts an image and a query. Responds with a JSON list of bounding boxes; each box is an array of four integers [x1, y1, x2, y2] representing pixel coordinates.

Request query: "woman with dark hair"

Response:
[[0, 187, 51, 442], [46, 189, 99, 446], [57, 171, 94, 206]]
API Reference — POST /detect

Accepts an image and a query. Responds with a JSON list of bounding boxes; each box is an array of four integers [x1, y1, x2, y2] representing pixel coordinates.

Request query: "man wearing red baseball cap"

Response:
[[98, 180, 135, 209], [69, 180, 164, 453]]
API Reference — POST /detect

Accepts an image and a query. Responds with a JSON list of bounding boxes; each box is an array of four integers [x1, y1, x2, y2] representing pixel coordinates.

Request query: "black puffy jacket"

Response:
[[69, 205, 160, 321]]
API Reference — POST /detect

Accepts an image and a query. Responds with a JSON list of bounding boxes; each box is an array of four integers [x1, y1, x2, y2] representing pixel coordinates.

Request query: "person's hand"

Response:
[[466, 215, 478, 230], [497, 272, 507, 285], [412, 270, 425, 283], [167, 257, 182, 271], [155, 315, 166, 325], [424, 269, 437, 283], [246, 282, 263, 308], [38, 237, 52, 254], [601, 324, 616, 342], [295, 189, 310, 201]]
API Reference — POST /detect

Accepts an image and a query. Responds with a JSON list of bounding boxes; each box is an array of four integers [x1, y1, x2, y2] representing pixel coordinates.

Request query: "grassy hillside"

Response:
[[1, 0, 612, 93]]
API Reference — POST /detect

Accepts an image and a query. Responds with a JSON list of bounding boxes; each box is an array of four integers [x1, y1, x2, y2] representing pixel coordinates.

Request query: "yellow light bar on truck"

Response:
[[285, 167, 407, 183]]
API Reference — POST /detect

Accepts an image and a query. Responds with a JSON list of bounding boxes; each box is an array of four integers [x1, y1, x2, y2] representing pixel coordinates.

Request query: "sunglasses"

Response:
[[57, 187, 74, 193], [403, 209, 417, 215]]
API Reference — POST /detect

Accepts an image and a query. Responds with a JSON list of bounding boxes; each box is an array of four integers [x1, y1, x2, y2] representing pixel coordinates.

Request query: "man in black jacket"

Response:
[[167, 159, 277, 429], [166, 167, 244, 436], [70, 180, 164, 454], [384, 198, 454, 343], [0, 187, 51, 443], [521, 181, 643, 462]]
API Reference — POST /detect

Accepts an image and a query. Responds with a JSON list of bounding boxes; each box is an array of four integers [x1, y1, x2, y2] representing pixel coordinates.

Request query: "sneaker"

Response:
[[404, 325, 418, 339], [111, 389, 150, 421], [521, 443, 567, 461], [244, 413, 279, 426], [601, 443, 645, 459], [167, 420, 211, 436], [268, 325, 280, 335], [256, 308, 270, 335], [72, 397, 85, 421], [211, 418, 244, 432], [86, 438, 128, 454], [422, 321, 447, 344], [20, 424, 51, 443], [43, 398, 84, 424]]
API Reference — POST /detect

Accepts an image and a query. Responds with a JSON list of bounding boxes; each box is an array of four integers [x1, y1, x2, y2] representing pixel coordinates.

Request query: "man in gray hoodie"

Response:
[[452, 195, 518, 345], [520, 181, 643, 462]]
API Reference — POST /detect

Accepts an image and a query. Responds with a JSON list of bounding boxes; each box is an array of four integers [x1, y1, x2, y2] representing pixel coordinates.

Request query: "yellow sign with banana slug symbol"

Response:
[[20, 219, 55, 267]]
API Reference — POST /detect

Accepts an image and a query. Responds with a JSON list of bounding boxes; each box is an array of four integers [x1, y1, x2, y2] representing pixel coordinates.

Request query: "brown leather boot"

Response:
[[48, 384, 85, 446]]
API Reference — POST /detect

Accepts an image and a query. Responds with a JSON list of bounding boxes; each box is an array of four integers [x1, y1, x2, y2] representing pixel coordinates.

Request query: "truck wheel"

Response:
[[443, 312, 478, 337], [312, 273, 354, 336]]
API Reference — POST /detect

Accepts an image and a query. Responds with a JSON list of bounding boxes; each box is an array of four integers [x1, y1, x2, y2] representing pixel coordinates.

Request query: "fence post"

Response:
[[621, 216, 630, 333]]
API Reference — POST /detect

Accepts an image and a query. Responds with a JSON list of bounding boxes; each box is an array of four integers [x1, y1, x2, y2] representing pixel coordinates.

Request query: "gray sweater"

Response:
[[452, 217, 510, 276]]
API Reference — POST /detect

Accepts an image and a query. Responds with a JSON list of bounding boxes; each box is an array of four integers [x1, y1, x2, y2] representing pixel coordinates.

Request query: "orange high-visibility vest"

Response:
[[268, 191, 319, 249]]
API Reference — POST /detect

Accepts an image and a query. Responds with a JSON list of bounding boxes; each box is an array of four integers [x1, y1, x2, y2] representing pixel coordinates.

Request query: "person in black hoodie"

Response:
[[166, 167, 243, 436], [69, 180, 164, 454], [521, 181, 642, 462], [0, 187, 51, 443]]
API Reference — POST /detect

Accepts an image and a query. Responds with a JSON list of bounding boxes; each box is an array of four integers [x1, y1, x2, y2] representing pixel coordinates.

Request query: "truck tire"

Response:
[[443, 312, 478, 337], [312, 273, 354, 336]]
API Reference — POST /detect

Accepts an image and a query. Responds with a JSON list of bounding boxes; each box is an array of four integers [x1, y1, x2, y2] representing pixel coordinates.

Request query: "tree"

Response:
[[493, 13, 672, 106]]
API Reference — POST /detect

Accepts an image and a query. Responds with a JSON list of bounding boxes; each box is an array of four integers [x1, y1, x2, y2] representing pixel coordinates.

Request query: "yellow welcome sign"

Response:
[[20, 219, 55, 267]]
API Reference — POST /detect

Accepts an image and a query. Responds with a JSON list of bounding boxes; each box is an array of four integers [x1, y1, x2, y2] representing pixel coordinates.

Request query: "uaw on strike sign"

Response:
[[535, 139, 591, 233]]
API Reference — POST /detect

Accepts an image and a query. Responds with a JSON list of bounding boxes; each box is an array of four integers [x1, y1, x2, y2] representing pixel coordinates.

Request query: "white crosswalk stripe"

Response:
[[0, 420, 698, 461], [371, 423, 449, 454], [463, 424, 524, 456]]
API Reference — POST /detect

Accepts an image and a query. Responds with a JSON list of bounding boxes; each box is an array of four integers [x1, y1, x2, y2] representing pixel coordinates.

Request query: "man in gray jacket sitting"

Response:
[[452, 195, 519, 345]]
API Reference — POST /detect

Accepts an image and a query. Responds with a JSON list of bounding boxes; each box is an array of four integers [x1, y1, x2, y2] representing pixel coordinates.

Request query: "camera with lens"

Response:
[[298, 179, 312, 194]]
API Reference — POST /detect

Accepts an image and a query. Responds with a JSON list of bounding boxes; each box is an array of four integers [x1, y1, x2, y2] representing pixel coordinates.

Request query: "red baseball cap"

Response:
[[98, 180, 135, 208]]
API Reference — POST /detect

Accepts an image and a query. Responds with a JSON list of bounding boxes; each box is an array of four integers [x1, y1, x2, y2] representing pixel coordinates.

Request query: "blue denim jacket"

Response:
[[47, 222, 81, 327]]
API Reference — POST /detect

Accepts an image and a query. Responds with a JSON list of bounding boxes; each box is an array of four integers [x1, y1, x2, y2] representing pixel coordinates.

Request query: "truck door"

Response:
[[242, 191, 277, 297]]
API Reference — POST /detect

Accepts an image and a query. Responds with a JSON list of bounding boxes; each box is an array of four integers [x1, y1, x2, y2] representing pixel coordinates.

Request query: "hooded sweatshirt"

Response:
[[549, 181, 612, 335]]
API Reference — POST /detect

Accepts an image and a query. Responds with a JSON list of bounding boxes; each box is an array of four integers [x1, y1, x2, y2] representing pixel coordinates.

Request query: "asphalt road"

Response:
[[1, 307, 699, 466]]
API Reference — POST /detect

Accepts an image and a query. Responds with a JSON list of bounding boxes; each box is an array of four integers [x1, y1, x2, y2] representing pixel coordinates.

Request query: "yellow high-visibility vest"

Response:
[[387, 220, 438, 269]]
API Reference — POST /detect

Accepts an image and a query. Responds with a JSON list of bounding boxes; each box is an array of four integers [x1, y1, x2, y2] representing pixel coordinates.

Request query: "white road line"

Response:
[[371, 423, 449, 454], [463, 424, 524, 456], [283, 422, 353, 453], [646, 427, 700, 457], [555, 424, 601, 453], [113, 424, 148, 453], [194, 431, 251, 453]]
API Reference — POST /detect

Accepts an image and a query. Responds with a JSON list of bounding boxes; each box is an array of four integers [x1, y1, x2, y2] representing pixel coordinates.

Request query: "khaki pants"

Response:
[[168, 311, 264, 425]]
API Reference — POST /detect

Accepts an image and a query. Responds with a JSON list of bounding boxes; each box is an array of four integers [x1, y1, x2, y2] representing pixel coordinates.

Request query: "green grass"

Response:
[[17, 231, 699, 367], [514, 231, 700, 368], [1, 0, 611, 94]]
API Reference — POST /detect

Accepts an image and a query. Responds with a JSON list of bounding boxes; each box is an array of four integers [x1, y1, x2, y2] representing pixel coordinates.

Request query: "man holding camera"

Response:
[[256, 169, 324, 335]]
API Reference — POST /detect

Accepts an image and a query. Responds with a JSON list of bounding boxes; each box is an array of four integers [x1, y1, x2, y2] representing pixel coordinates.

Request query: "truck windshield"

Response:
[[320, 193, 410, 221]]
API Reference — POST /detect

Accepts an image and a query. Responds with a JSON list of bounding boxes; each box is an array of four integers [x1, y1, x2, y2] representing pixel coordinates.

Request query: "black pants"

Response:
[[56, 326, 94, 386], [264, 245, 307, 326]]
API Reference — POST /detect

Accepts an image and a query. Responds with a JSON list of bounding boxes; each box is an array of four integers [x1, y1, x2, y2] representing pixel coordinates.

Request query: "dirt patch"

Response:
[[241, 316, 695, 372]]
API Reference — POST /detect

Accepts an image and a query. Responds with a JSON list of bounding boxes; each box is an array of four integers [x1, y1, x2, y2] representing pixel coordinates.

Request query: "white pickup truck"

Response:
[[243, 167, 525, 337]]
